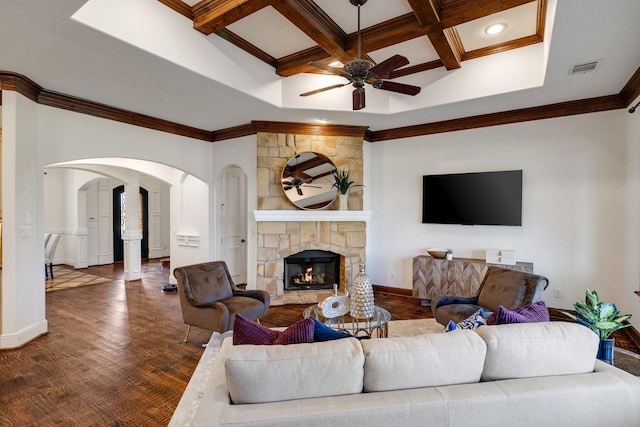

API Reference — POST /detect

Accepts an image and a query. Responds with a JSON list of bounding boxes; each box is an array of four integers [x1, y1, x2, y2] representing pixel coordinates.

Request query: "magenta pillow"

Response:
[[486, 301, 550, 325], [232, 315, 314, 345]]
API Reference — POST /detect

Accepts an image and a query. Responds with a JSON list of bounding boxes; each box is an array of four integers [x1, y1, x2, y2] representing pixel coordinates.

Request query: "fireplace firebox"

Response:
[[284, 250, 340, 291]]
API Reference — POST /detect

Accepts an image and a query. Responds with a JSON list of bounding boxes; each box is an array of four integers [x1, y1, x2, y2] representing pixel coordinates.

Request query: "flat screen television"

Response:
[[422, 170, 522, 226]]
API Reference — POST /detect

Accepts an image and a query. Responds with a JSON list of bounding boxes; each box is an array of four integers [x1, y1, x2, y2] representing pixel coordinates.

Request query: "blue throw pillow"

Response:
[[312, 318, 352, 341], [444, 308, 487, 332]]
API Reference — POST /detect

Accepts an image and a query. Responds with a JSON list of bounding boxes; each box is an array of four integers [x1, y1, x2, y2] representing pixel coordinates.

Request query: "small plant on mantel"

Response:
[[332, 169, 363, 195]]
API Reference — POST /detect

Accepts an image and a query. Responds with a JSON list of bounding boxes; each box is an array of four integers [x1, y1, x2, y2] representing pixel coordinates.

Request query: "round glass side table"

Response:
[[303, 304, 391, 338]]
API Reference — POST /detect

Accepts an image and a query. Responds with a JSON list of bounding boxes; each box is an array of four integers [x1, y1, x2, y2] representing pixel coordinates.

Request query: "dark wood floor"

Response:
[[1, 260, 638, 426], [0, 261, 434, 426]]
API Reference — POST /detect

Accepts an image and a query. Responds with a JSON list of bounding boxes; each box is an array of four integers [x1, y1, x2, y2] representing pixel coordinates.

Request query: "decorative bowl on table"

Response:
[[427, 247, 448, 259]]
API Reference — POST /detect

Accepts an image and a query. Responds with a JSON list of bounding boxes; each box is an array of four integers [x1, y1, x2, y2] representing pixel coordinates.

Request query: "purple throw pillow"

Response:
[[486, 301, 550, 325], [232, 315, 314, 345]]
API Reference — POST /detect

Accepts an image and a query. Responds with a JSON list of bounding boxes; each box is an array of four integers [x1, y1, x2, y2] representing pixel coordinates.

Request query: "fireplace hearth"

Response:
[[284, 250, 340, 291]]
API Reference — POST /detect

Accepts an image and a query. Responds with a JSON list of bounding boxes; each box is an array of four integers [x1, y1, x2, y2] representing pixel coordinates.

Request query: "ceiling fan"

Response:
[[282, 154, 322, 196], [300, 0, 421, 111]]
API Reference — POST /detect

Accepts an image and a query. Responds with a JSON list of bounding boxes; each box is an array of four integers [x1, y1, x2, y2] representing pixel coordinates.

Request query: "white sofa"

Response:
[[171, 322, 640, 427]]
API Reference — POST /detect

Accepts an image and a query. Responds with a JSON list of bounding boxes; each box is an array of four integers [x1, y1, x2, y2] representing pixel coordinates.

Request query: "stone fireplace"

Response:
[[253, 124, 370, 305]]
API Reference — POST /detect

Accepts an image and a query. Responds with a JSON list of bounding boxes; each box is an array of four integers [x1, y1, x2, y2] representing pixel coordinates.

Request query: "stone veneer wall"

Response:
[[256, 132, 366, 305], [257, 133, 363, 211]]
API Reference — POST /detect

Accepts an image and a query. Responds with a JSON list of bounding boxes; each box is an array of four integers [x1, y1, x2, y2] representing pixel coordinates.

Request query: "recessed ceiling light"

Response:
[[315, 118, 330, 124], [485, 23, 507, 35]]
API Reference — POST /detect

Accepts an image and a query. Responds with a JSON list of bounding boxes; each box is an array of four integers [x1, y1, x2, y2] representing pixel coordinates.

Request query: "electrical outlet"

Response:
[[554, 288, 562, 298], [389, 272, 396, 284]]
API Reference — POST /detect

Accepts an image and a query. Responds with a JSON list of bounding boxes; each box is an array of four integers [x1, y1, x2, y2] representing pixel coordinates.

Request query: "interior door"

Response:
[[221, 166, 247, 284]]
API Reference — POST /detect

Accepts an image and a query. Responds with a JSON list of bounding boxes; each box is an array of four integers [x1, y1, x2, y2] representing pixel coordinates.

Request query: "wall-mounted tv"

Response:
[[422, 170, 522, 226]]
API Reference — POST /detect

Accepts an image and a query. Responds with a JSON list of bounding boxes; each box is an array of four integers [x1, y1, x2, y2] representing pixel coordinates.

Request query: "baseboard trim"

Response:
[[0, 319, 48, 349], [372, 285, 414, 297]]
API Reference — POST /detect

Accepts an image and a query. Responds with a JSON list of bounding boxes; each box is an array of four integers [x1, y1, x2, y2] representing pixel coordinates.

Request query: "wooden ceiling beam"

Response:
[[217, 29, 276, 67], [277, 13, 425, 77], [347, 13, 424, 55], [406, 0, 462, 70], [271, 0, 351, 64], [192, 0, 271, 35], [276, 46, 332, 77]]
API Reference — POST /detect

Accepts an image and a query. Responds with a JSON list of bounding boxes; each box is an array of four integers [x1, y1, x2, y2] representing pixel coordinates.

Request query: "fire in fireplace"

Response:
[[284, 249, 340, 291]]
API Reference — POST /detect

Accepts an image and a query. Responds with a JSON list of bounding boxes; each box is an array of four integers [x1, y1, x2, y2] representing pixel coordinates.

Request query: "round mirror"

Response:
[[282, 152, 338, 210]]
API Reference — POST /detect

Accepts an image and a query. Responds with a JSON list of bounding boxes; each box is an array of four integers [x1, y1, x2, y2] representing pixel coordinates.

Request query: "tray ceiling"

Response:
[[166, 0, 545, 79]]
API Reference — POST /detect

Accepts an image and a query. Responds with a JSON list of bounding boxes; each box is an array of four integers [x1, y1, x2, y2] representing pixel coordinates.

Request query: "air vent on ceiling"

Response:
[[568, 60, 601, 75]]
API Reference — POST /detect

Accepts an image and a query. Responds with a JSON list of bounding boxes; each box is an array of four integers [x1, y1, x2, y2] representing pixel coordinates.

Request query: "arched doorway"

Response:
[[112, 185, 149, 262]]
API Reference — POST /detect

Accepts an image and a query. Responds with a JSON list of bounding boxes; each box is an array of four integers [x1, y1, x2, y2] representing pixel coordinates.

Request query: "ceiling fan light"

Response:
[[485, 23, 507, 35]]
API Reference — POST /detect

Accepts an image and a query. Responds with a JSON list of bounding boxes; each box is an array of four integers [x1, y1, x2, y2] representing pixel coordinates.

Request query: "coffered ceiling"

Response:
[[0, 0, 639, 138], [164, 0, 543, 79]]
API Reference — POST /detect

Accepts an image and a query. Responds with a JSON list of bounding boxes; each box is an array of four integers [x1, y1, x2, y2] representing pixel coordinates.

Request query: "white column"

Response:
[[123, 182, 142, 281], [97, 179, 113, 265], [74, 189, 88, 268]]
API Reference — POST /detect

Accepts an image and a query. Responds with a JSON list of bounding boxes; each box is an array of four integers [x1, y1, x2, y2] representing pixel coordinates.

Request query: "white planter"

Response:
[[337, 194, 349, 211]]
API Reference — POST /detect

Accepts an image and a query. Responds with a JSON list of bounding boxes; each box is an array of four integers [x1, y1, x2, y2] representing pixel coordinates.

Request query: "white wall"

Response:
[[1, 94, 218, 347], [625, 103, 640, 324], [1, 91, 47, 347], [367, 110, 638, 320]]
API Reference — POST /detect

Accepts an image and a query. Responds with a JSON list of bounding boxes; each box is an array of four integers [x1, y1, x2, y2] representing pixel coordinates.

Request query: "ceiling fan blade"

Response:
[[308, 62, 351, 79], [353, 88, 365, 111], [368, 54, 410, 77], [300, 83, 350, 97], [374, 80, 421, 96]]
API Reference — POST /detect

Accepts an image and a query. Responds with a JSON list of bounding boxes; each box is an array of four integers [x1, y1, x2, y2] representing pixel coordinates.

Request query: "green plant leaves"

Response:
[[332, 169, 362, 194], [560, 288, 633, 339]]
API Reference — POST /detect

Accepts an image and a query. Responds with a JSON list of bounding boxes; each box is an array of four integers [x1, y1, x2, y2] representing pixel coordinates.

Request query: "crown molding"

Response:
[[252, 121, 369, 138], [0, 71, 213, 142], [1, 66, 639, 144], [365, 95, 626, 142]]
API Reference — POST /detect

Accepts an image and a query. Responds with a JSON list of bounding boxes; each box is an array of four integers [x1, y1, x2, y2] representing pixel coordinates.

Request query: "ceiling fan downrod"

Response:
[[351, 0, 367, 60]]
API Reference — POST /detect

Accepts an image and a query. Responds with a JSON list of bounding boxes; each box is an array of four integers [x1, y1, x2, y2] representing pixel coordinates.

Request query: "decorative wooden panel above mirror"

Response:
[[282, 151, 337, 210]]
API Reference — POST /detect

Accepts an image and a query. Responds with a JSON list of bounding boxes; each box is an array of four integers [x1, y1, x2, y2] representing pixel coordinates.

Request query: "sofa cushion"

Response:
[[475, 321, 599, 381], [444, 308, 487, 332], [311, 317, 353, 341], [225, 338, 364, 404], [486, 301, 549, 325], [361, 330, 487, 392], [232, 315, 314, 345]]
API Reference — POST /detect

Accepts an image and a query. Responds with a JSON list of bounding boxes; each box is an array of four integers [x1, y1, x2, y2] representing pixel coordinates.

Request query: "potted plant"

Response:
[[560, 289, 632, 365], [332, 169, 362, 210]]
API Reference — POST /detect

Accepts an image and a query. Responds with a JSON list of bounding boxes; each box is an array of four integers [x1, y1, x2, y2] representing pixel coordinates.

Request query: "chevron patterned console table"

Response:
[[412, 256, 533, 306]]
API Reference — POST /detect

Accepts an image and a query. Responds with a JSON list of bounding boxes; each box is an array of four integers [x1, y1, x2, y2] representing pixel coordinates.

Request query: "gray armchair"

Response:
[[173, 261, 270, 342], [431, 266, 549, 326]]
